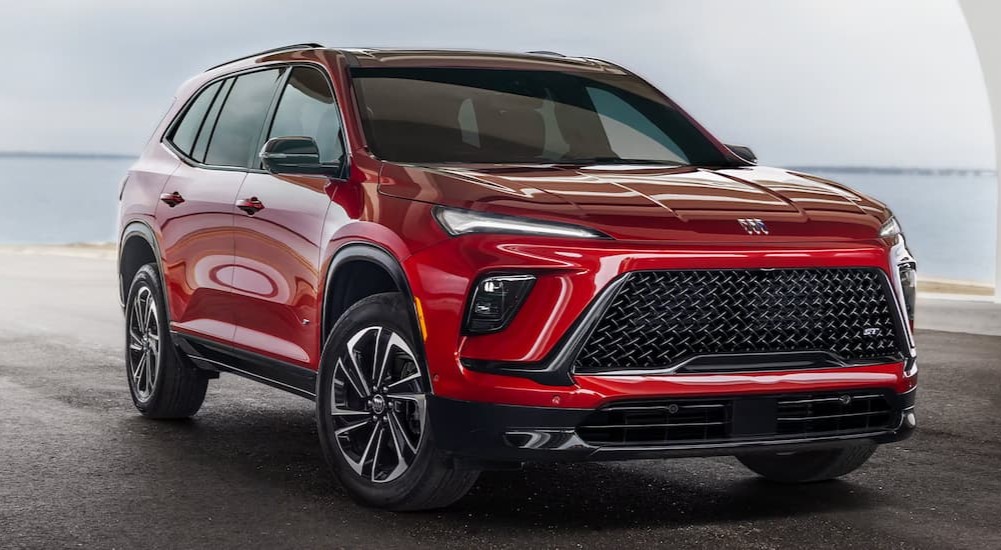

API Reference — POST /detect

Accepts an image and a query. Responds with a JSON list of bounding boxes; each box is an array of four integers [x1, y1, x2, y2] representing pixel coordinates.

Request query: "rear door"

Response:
[[231, 65, 347, 369], [157, 68, 285, 344]]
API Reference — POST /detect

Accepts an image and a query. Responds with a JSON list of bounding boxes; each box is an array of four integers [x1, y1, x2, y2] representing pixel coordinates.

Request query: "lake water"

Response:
[[0, 157, 995, 285]]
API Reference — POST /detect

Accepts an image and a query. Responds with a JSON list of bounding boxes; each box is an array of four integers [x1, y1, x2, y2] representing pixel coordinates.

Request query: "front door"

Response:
[[231, 65, 347, 369]]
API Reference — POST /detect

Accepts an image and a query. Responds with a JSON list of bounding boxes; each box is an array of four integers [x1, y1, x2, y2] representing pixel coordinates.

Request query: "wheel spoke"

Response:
[[147, 348, 157, 390], [388, 393, 427, 435], [385, 372, 421, 391], [336, 358, 368, 399], [133, 353, 146, 384], [138, 291, 149, 329], [129, 330, 143, 352], [370, 422, 387, 482], [388, 409, 418, 454], [352, 422, 381, 476], [143, 352, 153, 394], [344, 328, 375, 396], [331, 408, 370, 418], [145, 299, 156, 331], [372, 327, 390, 389], [335, 418, 372, 436]]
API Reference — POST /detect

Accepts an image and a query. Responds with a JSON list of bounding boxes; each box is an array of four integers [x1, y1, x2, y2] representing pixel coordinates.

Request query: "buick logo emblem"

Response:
[[738, 218, 769, 235]]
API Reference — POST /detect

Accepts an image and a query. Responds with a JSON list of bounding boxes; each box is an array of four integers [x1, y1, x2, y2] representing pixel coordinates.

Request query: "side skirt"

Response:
[[172, 331, 317, 401]]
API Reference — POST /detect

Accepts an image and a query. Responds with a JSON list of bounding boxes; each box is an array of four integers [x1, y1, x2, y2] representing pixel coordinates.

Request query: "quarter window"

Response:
[[267, 67, 345, 166], [191, 78, 233, 163], [168, 80, 222, 157], [204, 69, 283, 168]]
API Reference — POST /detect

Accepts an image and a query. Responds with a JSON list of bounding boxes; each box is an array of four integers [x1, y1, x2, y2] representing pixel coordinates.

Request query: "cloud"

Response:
[[0, 0, 992, 167]]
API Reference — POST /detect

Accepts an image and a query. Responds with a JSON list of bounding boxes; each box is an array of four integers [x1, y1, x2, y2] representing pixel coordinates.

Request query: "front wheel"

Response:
[[737, 444, 877, 483], [316, 292, 479, 511]]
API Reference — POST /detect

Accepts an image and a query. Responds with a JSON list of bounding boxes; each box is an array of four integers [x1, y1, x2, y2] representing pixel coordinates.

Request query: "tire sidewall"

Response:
[[315, 292, 441, 507]]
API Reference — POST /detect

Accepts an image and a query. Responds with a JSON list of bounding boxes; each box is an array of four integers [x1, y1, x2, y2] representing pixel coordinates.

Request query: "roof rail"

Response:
[[205, 43, 325, 71], [526, 50, 566, 57]]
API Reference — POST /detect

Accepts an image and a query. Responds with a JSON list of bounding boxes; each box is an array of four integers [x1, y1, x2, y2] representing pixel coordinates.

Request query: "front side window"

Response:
[[204, 68, 283, 168], [350, 67, 732, 166], [267, 66, 345, 166]]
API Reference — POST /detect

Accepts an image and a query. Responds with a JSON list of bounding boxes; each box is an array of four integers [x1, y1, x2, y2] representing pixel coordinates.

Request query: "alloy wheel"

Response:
[[128, 286, 160, 401], [331, 326, 426, 483]]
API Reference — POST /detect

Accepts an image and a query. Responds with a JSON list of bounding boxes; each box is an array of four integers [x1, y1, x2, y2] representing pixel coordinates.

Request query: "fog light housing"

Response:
[[899, 262, 917, 325], [464, 274, 535, 334]]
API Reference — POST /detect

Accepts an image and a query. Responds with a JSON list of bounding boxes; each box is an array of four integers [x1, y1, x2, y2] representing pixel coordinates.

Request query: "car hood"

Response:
[[378, 163, 890, 243]]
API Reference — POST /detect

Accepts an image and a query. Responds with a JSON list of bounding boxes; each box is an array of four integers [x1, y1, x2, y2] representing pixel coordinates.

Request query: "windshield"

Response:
[[350, 67, 734, 166]]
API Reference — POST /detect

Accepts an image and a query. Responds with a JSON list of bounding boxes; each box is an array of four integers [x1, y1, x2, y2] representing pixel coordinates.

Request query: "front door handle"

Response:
[[160, 191, 185, 207], [236, 197, 265, 215]]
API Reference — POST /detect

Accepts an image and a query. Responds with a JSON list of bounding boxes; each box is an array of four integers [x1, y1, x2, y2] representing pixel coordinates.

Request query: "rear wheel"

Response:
[[125, 263, 207, 418], [737, 444, 877, 483], [316, 292, 479, 511]]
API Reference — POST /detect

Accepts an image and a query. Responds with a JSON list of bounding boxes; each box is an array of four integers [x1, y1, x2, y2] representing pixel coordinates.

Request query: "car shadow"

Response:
[[120, 401, 883, 532]]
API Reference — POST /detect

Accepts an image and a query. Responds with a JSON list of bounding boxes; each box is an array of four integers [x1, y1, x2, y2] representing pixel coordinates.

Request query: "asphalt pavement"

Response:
[[0, 249, 999, 549]]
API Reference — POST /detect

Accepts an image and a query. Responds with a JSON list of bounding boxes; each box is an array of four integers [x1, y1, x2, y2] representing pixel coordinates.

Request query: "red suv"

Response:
[[118, 44, 917, 510]]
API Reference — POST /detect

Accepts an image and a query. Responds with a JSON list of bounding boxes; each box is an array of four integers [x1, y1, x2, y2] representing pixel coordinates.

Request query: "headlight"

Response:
[[879, 216, 902, 239], [433, 206, 610, 239], [898, 262, 917, 326]]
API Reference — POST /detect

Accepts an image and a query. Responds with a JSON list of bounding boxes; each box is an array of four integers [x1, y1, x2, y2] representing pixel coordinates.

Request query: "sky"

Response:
[[0, 0, 993, 169]]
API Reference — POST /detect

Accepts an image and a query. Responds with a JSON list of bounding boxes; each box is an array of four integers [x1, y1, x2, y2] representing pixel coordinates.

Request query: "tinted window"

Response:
[[169, 80, 222, 156], [191, 78, 233, 163], [268, 67, 344, 165], [205, 69, 282, 168], [586, 87, 686, 163], [351, 68, 731, 166]]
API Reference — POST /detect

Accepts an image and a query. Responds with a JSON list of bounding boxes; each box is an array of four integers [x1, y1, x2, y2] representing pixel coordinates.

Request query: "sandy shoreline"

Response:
[[0, 243, 994, 298], [0, 242, 117, 260]]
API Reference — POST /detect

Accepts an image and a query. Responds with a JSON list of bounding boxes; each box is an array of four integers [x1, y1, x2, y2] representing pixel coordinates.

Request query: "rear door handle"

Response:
[[236, 197, 265, 215], [159, 191, 185, 207]]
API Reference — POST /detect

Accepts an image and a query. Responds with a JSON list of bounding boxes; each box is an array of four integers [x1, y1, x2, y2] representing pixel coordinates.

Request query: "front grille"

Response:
[[574, 268, 902, 374], [576, 390, 897, 447]]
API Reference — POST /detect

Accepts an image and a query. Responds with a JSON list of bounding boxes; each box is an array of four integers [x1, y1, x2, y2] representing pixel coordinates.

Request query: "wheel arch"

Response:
[[118, 221, 170, 319], [321, 242, 419, 337]]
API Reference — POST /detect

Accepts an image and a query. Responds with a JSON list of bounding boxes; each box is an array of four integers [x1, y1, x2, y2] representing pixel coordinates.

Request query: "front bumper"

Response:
[[405, 234, 917, 409], [430, 386, 916, 464]]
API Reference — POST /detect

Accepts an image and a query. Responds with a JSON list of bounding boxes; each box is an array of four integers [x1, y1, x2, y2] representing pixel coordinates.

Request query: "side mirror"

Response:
[[260, 136, 342, 177], [726, 144, 757, 164]]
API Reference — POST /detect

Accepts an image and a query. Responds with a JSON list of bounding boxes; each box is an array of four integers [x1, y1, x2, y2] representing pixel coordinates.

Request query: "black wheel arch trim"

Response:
[[321, 242, 430, 389], [118, 220, 170, 319]]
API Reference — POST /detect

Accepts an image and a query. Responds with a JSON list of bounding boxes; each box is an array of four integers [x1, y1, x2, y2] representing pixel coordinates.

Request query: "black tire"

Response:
[[316, 292, 479, 511], [737, 444, 877, 483], [125, 263, 207, 419]]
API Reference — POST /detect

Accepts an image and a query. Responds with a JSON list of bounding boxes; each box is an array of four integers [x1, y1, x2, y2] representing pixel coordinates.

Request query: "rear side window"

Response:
[[267, 67, 345, 165], [168, 80, 222, 156], [204, 68, 283, 168]]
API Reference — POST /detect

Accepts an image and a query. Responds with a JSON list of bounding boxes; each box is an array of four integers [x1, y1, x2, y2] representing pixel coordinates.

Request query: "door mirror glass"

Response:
[[260, 136, 341, 176], [726, 144, 757, 164]]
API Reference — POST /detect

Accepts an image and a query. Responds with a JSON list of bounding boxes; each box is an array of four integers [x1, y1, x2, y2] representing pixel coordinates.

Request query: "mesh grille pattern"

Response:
[[574, 268, 901, 374]]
